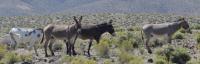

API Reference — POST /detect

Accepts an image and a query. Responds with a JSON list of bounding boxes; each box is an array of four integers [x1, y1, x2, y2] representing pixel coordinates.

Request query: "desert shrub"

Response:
[[0, 52, 21, 64], [117, 36, 133, 52], [19, 54, 32, 63], [119, 51, 144, 64], [107, 37, 118, 47], [0, 45, 29, 64], [117, 31, 142, 52], [127, 27, 134, 31], [0, 45, 7, 60], [115, 31, 127, 46], [119, 40, 133, 52], [132, 26, 142, 31], [198, 43, 200, 50], [127, 32, 134, 39], [196, 33, 200, 44], [138, 47, 146, 55], [155, 45, 174, 62], [53, 43, 63, 51], [70, 56, 96, 64], [103, 59, 112, 64], [61, 55, 96, 64], [154, 55, 168, 64], [116, 31, 127, 37], [60, 55, 73, 64], [127, 26, 141, 31], [118, 35, 127, 44], [171, 47, 191, 64], [95, 39, 110, 58], [191, 24, 200, 30], [173, 31, 184, 39], [151, 39, 164, 48], [187, 59, 200, 64], [155, 45, 190, 64], [115, 27, 126, 32], [0, 51, 32, 63], [179, 28, 186, 33], [17, 43, 26, 48], [132, 31, 143, 48], [125, 31, 142, 48]]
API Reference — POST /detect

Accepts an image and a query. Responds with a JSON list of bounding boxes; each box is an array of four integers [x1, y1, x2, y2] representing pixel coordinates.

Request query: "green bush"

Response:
[[127, 32, 134, 39], [19, 54, 32, 63], [119, 51, 144, 64], [116, 31, 127, 37], [191, 24, 200, 30], [118, 39, 133, 52], [0, 45, 33, 64], [60, 55, 73, 64], [17, 43, 26, 48], [133, 26, 142, 31], [115, 27, 126, 32], [127, 26, 142, 31], [151, 39, 164, 47], [171, 47, 191, 64], [116, 31, 128, 46], [53, 43, 63, 51], [198, 44, 200, 51], [118, 35, 127, 44], [179, 28, 186, 33], [95, 39, 110, 58], [154, 55, 168, 64], [155, 45, 191, 64], [187, 59, 200, 64], [155, 45, 174, 62], [127, 27, 134, 31], [0, 45, 7, 60], [0, 52, 21, 64], [126, 40, 133, 51], [117, 31, 142, 52], [132, 31, 143, 48], [173, 31, 184, 39], [196, 33, 200, 44], [103, 59, 112, 64], [118, 36, 133, 52], [61, 55, 96, 64], [70, 56, 96, 64]]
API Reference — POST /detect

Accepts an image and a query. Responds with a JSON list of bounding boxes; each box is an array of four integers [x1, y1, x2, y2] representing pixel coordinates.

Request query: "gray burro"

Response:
[[40, 16, 82, 57], [141, 18, 192, 54]]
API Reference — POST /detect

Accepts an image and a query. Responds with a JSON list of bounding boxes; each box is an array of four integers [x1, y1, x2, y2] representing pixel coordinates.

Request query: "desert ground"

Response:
[[0, 13, 200, 64]]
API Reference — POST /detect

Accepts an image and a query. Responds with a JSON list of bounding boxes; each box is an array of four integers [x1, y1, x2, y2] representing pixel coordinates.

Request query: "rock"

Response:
[[22, 62, 31, 64], [148, 58, 153, 63]]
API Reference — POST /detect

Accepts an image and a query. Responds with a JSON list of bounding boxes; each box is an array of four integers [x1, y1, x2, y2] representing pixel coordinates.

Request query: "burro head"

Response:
[[73, 16, 83, 30], [179, 18, 192, 34], [107, 19, 116, 36]]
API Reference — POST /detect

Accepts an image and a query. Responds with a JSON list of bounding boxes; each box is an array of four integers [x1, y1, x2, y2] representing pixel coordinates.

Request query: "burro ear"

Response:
[[178, 17, 185, 21], [79, 16, 83, 22], [73, 16, 78, 23], [181, 17, 185, 21], [109, 19, 113, 24]]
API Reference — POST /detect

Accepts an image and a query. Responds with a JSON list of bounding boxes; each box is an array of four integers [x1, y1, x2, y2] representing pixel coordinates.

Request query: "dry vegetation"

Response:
[[0, 13, 200, 64]]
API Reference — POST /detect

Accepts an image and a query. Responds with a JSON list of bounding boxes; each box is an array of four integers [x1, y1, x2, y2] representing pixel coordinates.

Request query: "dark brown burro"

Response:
[[40, 16, 82, 57], [77, 20, 116, 57]]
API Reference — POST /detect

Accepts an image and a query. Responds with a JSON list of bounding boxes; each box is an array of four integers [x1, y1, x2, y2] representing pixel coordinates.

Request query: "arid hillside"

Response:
[[1, 0, 200, 16]]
